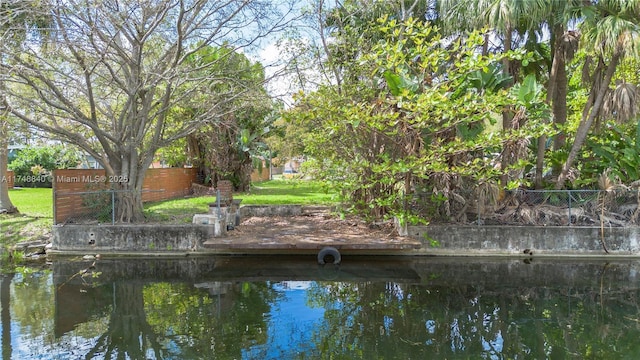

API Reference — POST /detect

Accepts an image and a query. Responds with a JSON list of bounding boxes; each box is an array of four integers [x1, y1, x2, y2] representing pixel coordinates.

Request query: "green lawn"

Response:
[[235, 179, 336, 205], [1, 188, 53, 246], [145, 179, 337, 223], [5, 188, 53, 217]]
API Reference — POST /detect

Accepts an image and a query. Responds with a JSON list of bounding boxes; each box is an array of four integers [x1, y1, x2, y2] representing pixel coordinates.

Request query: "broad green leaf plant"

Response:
[[284, 18, 548, 223]]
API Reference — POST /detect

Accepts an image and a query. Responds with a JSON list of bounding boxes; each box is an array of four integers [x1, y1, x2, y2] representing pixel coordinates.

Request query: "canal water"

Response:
[[1, 256, 640, 359]]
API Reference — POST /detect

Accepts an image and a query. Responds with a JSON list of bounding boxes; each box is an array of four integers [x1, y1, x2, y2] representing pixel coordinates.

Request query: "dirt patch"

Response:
[[226, 213, 402, 243]]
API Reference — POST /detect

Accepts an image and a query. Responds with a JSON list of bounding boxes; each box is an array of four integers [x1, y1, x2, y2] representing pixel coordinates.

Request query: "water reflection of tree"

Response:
[[10, 271, 55, 341], [306, 280, 640, 358], [7, 264, 640, 358], [50, 277, 279, 359], [1, 273, 14, 360], [142, 281, 279, 358], [83, 282, 163, 359]]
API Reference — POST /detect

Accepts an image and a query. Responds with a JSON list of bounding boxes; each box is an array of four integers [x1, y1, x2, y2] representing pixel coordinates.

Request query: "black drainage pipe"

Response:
[[317, 246, 341, 265]]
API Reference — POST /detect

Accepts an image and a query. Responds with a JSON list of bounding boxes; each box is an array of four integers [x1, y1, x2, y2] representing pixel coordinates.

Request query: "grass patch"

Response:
[[235, 179, 336, 205], [0, 188, 53, 246], [5, 188, 52, 217], [145, 179, 337, 223]]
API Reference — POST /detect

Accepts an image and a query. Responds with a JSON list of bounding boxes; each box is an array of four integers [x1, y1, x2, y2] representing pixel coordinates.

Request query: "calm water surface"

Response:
[[1, 256, 640, 359]]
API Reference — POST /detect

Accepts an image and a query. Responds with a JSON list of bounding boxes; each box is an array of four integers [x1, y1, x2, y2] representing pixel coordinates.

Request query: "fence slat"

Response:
[[53, 168, 198, 224]]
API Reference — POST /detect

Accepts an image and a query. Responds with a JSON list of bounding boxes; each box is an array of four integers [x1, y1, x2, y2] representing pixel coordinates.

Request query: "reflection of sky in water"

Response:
[[243, 281, 325, 360], [9, 316, 103, 359], [482, 331, 504, 360]]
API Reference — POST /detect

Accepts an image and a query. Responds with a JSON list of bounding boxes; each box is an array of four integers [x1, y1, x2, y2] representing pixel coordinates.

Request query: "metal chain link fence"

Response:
[[410, 188, 640, 226], [54, 189, 164, 225]]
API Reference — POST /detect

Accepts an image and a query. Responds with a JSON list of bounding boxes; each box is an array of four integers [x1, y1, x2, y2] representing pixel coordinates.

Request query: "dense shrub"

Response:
[[8, 145, 82, 187]]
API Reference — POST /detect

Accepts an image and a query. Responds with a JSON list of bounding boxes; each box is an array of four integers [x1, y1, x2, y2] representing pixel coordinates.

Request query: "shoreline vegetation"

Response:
[[0, 179, 337, 252], [5, 178, 640, 266]]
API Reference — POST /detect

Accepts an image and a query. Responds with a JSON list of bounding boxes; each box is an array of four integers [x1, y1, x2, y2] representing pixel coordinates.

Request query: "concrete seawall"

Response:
[[52, 224, 214, 253], [408, 225, 640, 256], [50, 204, 640, 257], [50, 205, 333, 255], [52, 223, 640, 257]]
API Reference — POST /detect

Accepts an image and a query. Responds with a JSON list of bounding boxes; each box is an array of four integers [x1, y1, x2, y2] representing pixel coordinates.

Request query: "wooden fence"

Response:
[[5, 170, 14, 189], [53, 168, 199, 224], [251, 167, 270, 182]]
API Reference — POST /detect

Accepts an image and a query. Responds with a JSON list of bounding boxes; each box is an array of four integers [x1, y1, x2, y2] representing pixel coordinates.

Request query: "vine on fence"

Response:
[[80, 184, 113, 223]]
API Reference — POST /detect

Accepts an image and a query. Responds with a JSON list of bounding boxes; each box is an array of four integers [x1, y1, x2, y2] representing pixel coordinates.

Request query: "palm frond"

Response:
[[581, 0, 640, 57], [560, 30, 580, 62], [602, 81, 640, 123]]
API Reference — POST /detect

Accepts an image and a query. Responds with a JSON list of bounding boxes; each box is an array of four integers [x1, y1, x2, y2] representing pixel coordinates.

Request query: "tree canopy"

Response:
[[284, 17, 548, 221], [276, 0, 640, 223], [0, 0, 293, 222], [2, 0, 640, 225], [0, 0, 53, 214]]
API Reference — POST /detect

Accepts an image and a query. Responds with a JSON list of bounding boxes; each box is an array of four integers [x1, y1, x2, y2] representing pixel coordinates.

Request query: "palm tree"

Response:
[[531, 1, 581, 188], [0, 1, 51, 214], [440, 0, 577, 189], [556, 0, 640, 188]]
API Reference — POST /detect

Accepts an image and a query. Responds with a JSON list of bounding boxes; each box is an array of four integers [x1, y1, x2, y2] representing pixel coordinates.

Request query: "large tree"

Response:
[[0, 0, 292, 222], [183, 46, 275, 192], [0, 0, 52, 214], [439, 0, 578, 188], [556, 0, 640, 188], [285, 17, 546, 221]]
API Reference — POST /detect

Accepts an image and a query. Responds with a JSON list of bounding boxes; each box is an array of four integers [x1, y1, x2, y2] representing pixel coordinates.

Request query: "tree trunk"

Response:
[[556, 47, 622, 189], [115, 186, 144, 223], [110, 158, 148, 223], [536, 25, 567, 188], [0, 116, 18, 214], [500, 28, 514, 189], [552, 57, 568, 152], [84, 282, 163, 359], [235, 151, 253, 192], [549, 59, 569, 179]]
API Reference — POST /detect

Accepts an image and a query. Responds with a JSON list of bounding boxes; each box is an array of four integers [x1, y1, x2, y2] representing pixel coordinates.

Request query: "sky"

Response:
[[249, 0, 326, 107]]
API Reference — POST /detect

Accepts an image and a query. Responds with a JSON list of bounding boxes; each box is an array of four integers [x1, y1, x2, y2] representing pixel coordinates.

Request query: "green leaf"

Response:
[[517, 74, 538, 104], [383, 70, 420, 97], [383, 71, 402, 96]]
